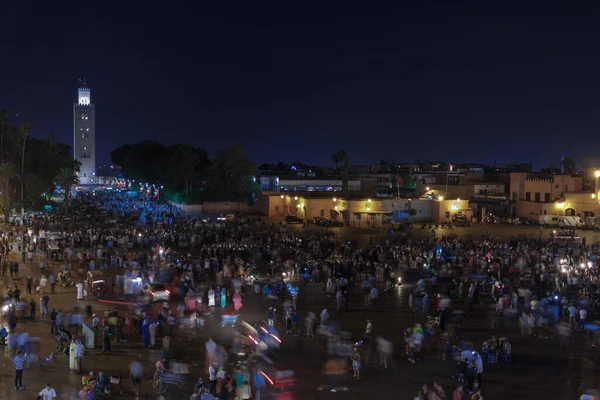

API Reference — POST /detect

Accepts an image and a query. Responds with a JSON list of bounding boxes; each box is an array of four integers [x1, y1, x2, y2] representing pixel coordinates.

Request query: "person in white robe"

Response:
[[76, 282, 84, 300], [208, 288, 215, 307]]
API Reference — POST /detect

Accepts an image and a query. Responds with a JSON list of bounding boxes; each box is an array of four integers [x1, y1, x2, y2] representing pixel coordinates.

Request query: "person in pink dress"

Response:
[[186, 289, 196, 311], [233, 293, 242, 311]]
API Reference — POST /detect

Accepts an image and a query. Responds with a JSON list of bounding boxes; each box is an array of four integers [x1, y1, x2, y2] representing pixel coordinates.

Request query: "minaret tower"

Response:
[[73, 78, 96, 184]]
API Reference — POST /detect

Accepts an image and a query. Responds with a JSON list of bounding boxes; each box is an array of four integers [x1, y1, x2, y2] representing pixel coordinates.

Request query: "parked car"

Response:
[[327, 219, 344, 227], [285, 216, 304, 224], [452, 214, 470, 227], [314, 217, 343, 227]]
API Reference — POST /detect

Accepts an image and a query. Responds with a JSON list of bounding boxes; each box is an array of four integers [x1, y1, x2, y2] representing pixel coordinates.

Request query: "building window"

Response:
[[320, 210, 324, 217], [274, 205, 280, 213], [81, 133, 85, 138], [535, 192, 540, 202], [445, 212, 450, 218], [544, 193, 550, 203], [512, 192, 517, 201], [83, 173, 86, 177], [525, 192, 531, 201]]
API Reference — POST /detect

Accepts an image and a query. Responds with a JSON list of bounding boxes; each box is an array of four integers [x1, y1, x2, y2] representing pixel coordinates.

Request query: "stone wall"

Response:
[[169, 195, 270, 216]]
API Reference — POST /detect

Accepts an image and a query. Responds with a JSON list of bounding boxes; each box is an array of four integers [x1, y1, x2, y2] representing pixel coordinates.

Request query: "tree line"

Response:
[[110, 141, 258, 203], [0, 110, 80, 218]]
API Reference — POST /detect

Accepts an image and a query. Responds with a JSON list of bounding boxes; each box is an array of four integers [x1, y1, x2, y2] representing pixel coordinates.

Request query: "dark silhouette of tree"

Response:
[[204, 145, 256, 202], [332, 150, 347, 173], [561, 157, 577, 174], [0, 162, 17, 220]]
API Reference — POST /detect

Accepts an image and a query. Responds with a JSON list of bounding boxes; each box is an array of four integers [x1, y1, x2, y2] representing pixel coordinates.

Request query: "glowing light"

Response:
[[595, 170, 600, 178], [367, 199, 372, 203], [294, 196, 298, 200], [593, 193, 596, 199], [426, 187, 430, 191], [333, 197, 337, 202], [260, 371, 274, 386], [457, 198, 460, 202], [280, 195, 284, 199], [270, 333, 282, 343], [438, 196, 444, 201], [366, 207, 370, 211], [334, 205, 338, 210]]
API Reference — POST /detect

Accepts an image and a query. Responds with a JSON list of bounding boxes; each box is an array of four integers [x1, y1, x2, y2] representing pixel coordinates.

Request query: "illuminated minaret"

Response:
[[73, 78, 96, 184]]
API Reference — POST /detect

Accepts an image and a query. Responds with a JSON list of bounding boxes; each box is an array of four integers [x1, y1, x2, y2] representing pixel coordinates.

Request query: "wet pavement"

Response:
[[0, 223, 598, 399]]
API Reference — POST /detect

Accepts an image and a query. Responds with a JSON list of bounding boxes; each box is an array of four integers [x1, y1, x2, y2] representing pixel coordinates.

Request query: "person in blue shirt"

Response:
[[14, 350, 26, 389], [253, 368, 266, 399]]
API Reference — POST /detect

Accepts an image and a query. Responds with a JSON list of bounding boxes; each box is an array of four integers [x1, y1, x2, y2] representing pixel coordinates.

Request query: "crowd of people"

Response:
[[0, 188, 598, 399]]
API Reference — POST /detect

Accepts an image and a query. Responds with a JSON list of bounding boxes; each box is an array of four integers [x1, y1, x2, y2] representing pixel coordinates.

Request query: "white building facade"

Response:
[[73, 79, 96, 184]]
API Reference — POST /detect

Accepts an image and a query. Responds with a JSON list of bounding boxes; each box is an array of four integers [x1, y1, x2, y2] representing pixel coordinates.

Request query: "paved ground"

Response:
[[0, 223, 598, 399]]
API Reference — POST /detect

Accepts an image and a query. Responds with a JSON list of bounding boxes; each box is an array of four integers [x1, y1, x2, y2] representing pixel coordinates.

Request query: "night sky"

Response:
[[2, 2, 600, 168]]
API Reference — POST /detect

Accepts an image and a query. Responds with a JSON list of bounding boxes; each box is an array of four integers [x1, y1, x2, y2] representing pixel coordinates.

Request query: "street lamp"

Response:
[[294, 196, 298, 200], [333, 197, 337, 202], [367, 198, 372, 203], [438, 196, 444, 201], [280, 194, 284, 199], [595, 171, 600, 178]]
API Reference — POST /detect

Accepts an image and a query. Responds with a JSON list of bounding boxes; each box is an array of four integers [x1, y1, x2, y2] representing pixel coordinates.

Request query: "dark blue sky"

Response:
[[2, 1, 600, 168]]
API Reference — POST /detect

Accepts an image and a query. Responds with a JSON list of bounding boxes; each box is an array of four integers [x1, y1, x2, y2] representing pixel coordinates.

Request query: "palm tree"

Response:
[[331, 150, 347, 173], [19, 120, 31, 215], [54, 166, 79, 215], [0, 162, 18, 221], [0, 109, 8, 151]]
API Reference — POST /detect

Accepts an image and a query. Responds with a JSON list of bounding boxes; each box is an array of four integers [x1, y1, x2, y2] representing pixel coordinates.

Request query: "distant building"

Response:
[[264, 194, 471, 225], [73, 79, 96, 184], [509, 172, 584, 218], [96, 164, 123, 185], [278, 178, 361, 193]]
